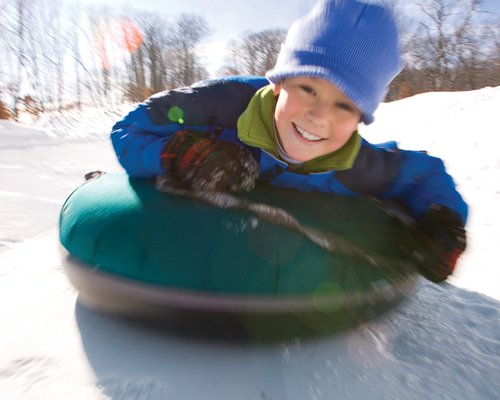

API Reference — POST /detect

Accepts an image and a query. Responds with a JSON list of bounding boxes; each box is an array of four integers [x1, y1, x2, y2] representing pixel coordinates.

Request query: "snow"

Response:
[[1, 87, 499, 399], [360, 86, 500, 301]]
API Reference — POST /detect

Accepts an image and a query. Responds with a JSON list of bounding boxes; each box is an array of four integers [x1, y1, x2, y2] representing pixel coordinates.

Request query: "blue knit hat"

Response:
[[266, 0, 403, 124]]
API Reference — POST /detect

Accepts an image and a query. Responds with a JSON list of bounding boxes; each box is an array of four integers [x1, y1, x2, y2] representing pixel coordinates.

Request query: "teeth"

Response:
[[294, 124, 322, 141]]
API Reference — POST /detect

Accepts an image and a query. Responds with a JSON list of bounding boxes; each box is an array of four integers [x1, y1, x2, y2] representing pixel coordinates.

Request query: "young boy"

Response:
[[110, 0, 467, 283]]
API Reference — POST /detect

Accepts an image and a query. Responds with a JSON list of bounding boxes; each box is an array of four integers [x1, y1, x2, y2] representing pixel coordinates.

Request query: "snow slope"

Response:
[[360, 86, 500, 300], [0, 87, 499, 400]]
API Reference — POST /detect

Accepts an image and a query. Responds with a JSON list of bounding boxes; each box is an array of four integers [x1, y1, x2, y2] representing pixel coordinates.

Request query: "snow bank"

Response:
[[0, 105, 134, 149], [361, 86, 500, 300]]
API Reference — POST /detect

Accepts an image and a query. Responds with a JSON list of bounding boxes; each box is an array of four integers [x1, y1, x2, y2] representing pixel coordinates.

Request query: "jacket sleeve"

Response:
[[110, 77, 267, 178], [384, 150, 468, 225], [111, 104, 175, 178], [110, 100, 179, 178]]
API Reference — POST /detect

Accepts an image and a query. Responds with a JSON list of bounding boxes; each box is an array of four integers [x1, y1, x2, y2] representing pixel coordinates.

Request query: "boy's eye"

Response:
[[299, 84, 316, 96], [336, 102, 355, 112]]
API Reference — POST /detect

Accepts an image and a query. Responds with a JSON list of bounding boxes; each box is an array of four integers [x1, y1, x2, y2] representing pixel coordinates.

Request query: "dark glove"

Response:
[[160, 129, 259, 192], [414, 204, 467, 283]]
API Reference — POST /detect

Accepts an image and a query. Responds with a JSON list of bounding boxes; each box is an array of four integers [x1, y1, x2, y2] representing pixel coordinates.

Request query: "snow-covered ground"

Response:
[[0, 87, 499, 399]]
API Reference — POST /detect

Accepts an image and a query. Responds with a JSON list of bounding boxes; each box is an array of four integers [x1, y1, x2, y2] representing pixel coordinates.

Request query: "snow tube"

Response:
[[59, 173, 419, 339]]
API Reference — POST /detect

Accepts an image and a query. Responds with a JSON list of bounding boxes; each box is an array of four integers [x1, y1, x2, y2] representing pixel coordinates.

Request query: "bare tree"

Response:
[[66, 3, 87, 110], [121, 13, 149, 101], [491, 24, 500, 84], [169, 13, 210, 87], [124, 12, 170, 100], [408, 0, 484, 91], [47, 0, 67, 111], [137, 13, 170, 93], [122, 11, 209, 101], [7, 0, 29, 118], [223, 29, 286, 76], [1, 0, 76, 115], [1, 0, 496, 117]]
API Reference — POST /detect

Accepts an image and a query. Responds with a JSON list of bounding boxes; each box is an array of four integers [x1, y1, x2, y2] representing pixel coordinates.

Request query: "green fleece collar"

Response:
[[237, 85, 361, 173]]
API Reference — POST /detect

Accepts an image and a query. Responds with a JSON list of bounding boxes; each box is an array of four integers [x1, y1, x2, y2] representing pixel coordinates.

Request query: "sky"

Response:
[[76, 0, 500, 38], [0, 86, 499, 399], [78, 0, 317, 39], [73, 0, 500, 77], [77, 0, 317, 74]]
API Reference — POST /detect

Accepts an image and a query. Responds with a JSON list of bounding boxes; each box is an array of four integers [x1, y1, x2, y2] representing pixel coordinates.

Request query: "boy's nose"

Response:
[[306, 103, 332, 126]]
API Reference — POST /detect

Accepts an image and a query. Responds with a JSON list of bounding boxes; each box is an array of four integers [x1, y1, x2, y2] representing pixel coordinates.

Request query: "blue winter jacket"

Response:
[[110, 76, 468, 224]]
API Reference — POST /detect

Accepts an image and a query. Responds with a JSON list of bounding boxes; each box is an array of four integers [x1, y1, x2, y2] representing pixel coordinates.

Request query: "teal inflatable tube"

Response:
[[59, 173, 419, 339]]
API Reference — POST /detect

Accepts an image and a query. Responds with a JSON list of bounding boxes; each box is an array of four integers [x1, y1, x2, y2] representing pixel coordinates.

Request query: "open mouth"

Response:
[[293, 123, 324, 142]]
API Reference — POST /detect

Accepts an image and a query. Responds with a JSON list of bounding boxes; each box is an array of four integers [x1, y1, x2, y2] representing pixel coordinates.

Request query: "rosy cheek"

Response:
[[274, 107, 286, 129]]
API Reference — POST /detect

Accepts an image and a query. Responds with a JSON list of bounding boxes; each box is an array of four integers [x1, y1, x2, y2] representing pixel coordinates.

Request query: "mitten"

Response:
[[415, 204, 467, 283], [161, 129, 214, 180], [161, 130, 259, 192]]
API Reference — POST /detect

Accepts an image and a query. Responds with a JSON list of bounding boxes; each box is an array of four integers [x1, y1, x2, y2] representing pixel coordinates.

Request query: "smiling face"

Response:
[[273, 77, 362, 162]]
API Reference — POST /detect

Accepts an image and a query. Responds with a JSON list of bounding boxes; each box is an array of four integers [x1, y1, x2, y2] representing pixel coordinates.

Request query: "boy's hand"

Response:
[[161, 130, 259, 192], [414, 205, 467, 283]]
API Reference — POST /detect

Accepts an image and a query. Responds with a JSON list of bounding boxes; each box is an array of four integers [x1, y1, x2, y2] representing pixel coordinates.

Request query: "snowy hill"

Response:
[[360, 86, 500, 300], [0, 87, 499, 399]]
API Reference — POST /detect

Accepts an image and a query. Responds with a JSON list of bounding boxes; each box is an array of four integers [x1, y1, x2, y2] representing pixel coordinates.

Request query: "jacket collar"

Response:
[[237, 85, 361, 173]]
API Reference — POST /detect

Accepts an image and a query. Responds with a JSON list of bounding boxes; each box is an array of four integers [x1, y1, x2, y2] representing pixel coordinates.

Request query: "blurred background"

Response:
[[0, 0, 499, 121]]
